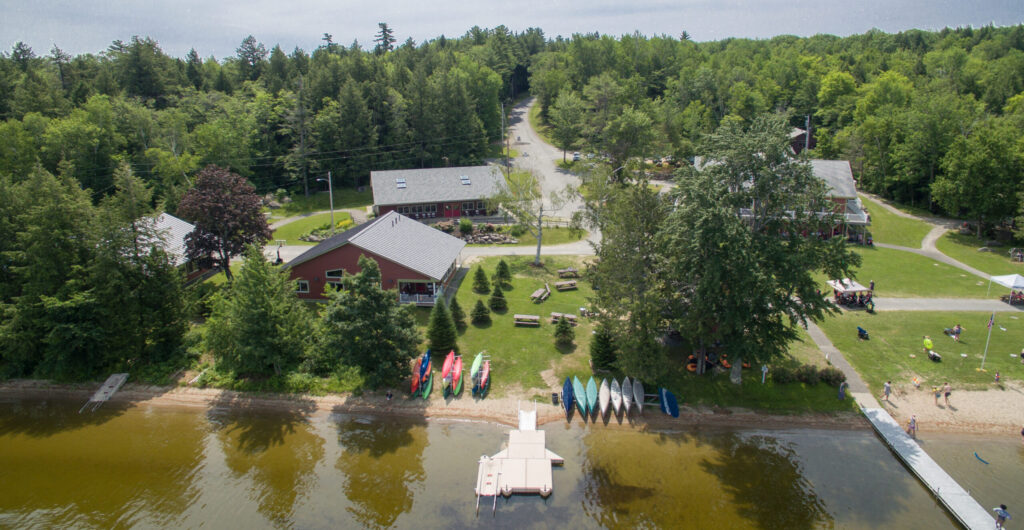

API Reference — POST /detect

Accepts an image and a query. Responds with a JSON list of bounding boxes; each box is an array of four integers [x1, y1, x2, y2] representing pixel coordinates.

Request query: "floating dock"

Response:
[[862, 407, 993, 529], [78, 373, 129, 413], [475, 405, 563, 514]]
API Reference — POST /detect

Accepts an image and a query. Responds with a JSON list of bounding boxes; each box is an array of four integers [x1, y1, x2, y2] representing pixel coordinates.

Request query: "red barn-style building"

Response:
[[370, 165, 504, 219], [284, 210, 466, 305]]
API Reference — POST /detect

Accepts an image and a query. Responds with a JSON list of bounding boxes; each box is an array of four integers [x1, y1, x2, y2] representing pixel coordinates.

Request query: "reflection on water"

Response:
[[335, 415, 428, 528], [0, 398, 963, 528]]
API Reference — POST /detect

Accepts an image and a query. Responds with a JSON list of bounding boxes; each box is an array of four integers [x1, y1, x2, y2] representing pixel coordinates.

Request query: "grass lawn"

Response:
[[935, 231, 1024, 277], [527, 102, 555, 146], [272, 212, 353, 246], [818, 310, 1024, 394], [273, 188, 372, 216], [203, 262, 242, 286], [859, 194, 932, 248], [467, 226, 588, 247], [817, 246, 990, 298], [446, 255, 597, 399]]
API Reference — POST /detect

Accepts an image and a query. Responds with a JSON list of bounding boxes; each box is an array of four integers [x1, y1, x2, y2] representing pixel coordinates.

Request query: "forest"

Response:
[[1, 23, 1023, 384]]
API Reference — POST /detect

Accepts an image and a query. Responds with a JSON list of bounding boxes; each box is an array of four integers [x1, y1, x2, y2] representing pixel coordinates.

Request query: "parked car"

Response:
[[572, 151, 581, 161]]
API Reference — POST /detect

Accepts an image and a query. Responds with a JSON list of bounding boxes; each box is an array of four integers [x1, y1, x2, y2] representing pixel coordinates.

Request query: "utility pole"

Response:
[[501, 101, 510, 177], [317, 172, 335, 234]]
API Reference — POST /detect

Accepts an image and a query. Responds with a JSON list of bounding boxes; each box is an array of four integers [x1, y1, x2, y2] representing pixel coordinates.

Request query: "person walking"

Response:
[[993, 504, 1010, 529], [881, 381, 892, 402], [933, 386, 941, 405], [943, 382, 952, 406], [906, 415, 917, 439], [923, 335, 934, 354], [869, 279, 875, 291]]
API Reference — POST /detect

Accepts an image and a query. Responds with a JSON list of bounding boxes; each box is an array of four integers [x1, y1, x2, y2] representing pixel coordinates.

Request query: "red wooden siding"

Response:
[[289, 243, 434, 300]]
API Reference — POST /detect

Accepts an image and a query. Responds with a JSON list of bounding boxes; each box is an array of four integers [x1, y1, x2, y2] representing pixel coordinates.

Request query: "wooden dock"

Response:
[[79, 373, 129, 413], [862, 407, 994, 529]]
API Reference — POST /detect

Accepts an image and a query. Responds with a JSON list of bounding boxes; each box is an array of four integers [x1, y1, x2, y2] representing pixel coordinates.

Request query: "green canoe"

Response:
[[573, 376, 587, 416], [585, 377, 598, 416], [422, 372, 432, 399], [470, 352, 484, 389]]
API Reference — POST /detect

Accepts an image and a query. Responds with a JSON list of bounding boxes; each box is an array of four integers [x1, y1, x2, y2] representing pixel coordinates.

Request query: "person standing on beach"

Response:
[[933, 386, 941, 405], [881, 381, 892, 402], [943, 382, 952, 406], [906, 415, 917, 438], [993, 504, 1010, 529]]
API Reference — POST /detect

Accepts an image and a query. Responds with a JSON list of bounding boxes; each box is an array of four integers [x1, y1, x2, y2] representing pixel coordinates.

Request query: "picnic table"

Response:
[[530, 283, 551, 302], [550, 312, 578, 325], [554, 280, 577, 291], [557, 267, 579, 278], [514, 314, 541, 326]]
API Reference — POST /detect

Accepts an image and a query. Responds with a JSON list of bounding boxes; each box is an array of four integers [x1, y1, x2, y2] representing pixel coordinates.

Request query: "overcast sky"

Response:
[[2, 0, 1021, 59]]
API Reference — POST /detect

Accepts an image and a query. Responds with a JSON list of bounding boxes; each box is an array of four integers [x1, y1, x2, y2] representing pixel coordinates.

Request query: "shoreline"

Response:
[[0, 379, 869, 432], [4, 379, 1019, 435]]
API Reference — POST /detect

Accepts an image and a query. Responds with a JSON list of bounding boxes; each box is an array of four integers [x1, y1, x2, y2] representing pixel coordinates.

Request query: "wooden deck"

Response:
[[862, 407, 994, 529]]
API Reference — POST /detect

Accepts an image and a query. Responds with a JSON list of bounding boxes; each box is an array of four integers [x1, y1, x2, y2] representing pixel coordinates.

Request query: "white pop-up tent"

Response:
[[827, 278, 870, 293], [987, 273, 1024, 296]]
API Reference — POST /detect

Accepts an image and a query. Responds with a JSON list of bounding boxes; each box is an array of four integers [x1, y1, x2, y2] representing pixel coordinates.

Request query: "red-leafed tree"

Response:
[[176, 165, 271, 281]]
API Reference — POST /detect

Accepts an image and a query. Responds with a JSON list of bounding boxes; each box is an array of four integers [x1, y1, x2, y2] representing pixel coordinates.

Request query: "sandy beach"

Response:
[[880, 379, 1024, 435]]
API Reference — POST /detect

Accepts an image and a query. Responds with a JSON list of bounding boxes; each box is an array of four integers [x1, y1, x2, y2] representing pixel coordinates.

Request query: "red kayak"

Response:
[[452, 356, 463, 395], [441, 350, 455, 390], [411, 358, 422, 393], [479, 360, 491, 396]]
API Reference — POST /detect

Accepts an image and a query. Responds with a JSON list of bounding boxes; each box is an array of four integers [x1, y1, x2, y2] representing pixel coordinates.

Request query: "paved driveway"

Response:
[[506, 97, 584, 217]]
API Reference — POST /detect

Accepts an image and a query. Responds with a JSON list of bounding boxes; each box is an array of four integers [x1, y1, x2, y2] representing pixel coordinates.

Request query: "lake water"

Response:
[[0, 397, 982, 528]]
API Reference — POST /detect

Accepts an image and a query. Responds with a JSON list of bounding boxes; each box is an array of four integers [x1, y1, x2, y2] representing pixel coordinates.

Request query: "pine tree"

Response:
[[494, 259, 512, 288], [472, 266, 490, 294], [427, 298, 458, 354], [488, 283, 507, 312], [471, 299, 491, 325], [554, 316, 575, 346], [590, 324, 617, 370], [450, 297, 466, 330]]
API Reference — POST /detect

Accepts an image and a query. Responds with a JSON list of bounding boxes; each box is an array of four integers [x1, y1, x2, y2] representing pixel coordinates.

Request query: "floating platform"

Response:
[[79, 373, 129, 413], [862, 407, 993, 529], [475, 406, 563, 513]]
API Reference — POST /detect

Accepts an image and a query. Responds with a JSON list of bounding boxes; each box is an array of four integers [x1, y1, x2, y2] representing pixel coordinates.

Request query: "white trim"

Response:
[[325, 268, 345, 279], [296, 280, 310, 293]]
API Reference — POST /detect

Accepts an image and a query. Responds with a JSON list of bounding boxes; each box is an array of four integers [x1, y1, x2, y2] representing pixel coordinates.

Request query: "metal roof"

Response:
[[809, 159, 857, 199], [285, 211, 466, 281], [149, 213, 196, 267], [370, 165, 505, 207]]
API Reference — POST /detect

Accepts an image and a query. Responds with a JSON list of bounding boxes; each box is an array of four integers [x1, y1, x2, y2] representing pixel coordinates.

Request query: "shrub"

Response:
[[488, 283, 507, 312], [795, 364, 820, 385], [433, 220, 456, 233], [819, 366, 847, 387], [472, 266, 490, 294], [459, 217, 474, 235], [471, 299, 491, 325], [554, 316, 575, 346], [450, 297, 466, 330], [770, 364, 796, 384], [482, 223, 496, 233], [509, 224, 527, 237]]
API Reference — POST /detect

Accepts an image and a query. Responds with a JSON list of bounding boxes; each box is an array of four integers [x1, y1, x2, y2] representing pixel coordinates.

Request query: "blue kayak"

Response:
[[660, 388, 679, 418], [562, 377, 574, 417], [419, 350, 431, 381]]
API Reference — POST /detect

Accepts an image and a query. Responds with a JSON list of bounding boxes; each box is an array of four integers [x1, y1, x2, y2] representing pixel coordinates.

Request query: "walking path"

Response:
[[869, 297, 1018, 312]]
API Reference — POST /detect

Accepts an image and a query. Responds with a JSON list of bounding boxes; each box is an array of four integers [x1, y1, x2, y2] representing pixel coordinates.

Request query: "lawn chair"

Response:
[[857, 326, 869, 340]]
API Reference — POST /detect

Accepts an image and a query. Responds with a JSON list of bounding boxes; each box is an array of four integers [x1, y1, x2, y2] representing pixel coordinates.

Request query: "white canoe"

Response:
[[622, 377, 633, 413], [633, 379, 644, 414], [610, 378, 622, 413], [598, 379, 610, 415]]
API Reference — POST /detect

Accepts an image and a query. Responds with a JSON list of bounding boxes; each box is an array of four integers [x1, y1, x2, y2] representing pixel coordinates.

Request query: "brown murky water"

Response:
[[0, 397, 959, 528]]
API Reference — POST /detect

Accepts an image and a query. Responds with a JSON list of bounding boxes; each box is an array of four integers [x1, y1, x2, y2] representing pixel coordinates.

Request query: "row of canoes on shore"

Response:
[[561, 376, 679, 420], [411, 350, 490, 399]]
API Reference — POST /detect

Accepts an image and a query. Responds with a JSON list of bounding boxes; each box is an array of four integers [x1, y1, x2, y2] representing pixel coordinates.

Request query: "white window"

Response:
[[325, 269, 344, 279], [296, 280, 310, 293]]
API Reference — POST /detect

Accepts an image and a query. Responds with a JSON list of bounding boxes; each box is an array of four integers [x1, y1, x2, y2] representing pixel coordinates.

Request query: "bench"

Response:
[[557, 267, 579, 278], [514, 314, 541, 327], [550, 312, 578, 325], [554, 280, 577, 291]]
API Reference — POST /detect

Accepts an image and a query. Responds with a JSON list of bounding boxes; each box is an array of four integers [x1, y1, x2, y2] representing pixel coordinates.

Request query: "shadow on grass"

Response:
[[556, 341, 577, 355]]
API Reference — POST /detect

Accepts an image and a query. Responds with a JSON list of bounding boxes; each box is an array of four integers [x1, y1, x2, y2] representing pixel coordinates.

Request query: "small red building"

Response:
[[284, 210, 466, 305], [370, 165, 504, 219]]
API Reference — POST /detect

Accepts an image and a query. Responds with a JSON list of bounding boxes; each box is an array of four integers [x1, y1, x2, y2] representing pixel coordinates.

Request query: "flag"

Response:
[[987, 313, 994, 330]]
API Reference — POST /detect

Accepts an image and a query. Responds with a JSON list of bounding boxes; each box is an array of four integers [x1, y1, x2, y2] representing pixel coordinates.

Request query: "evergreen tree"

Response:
[[590, 324, 617, 370], [494, 259, 512, 288], [317, 255, 421, 386], [471, 299, 491, 325], [472, 265, 490, 294], [204, 245, 310, 377], [374, 23, 397, 54], [488, 283, 507, 312], [554, 316, 575, 346], [427, 298, 458, 354], [450, 297, 466, 330]]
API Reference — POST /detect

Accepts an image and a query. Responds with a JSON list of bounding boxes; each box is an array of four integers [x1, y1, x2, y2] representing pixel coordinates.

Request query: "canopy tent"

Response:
[[990, 274, 1024, 290], [827, 278, 870, 293]]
